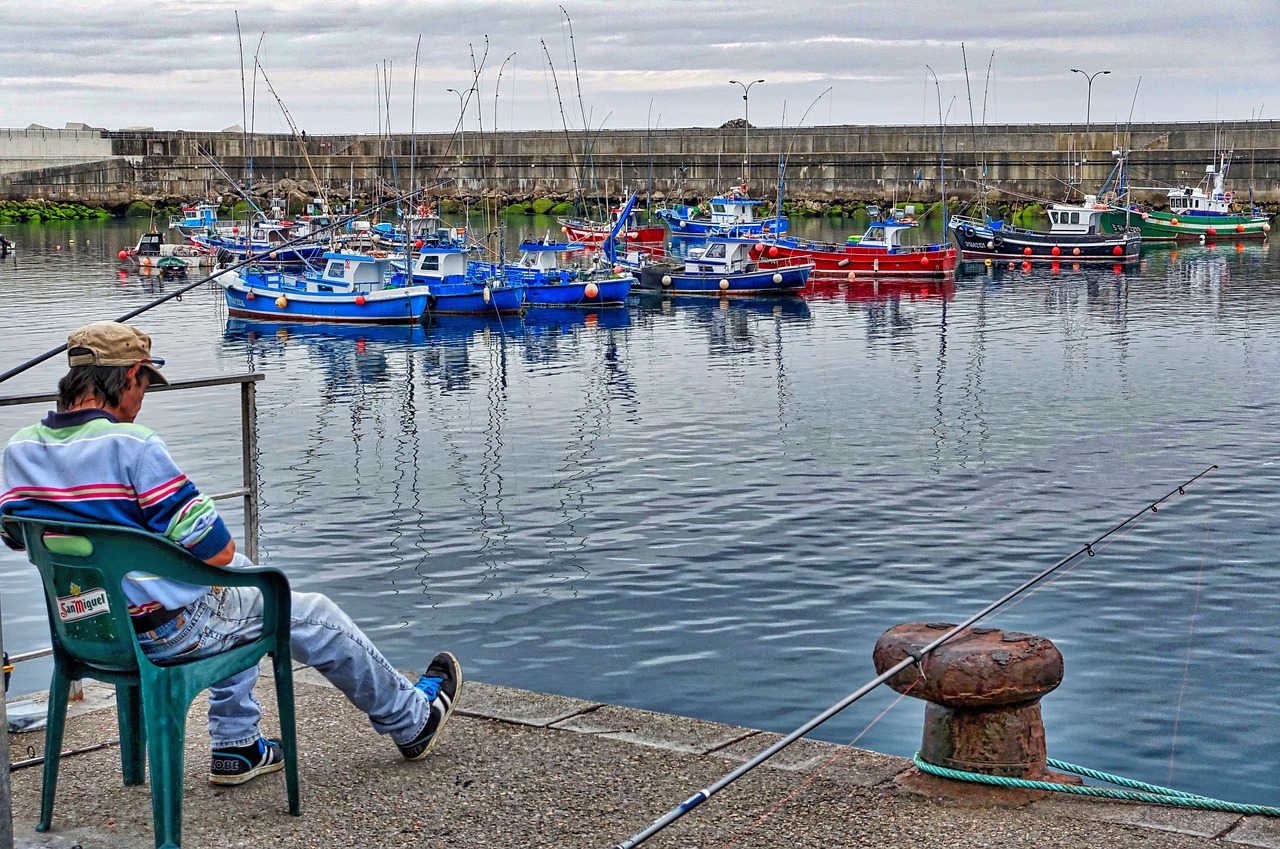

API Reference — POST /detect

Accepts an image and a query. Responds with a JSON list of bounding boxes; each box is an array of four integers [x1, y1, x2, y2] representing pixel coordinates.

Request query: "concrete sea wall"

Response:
[[0, 121, 1277, 209]]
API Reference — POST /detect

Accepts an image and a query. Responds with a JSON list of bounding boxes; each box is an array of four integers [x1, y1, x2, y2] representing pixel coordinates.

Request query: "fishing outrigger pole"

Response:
[[610, 465, 1218, 849]]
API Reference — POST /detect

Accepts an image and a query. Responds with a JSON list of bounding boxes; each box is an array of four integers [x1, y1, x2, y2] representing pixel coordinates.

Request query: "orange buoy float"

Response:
[[1171, 217, 1179, 226], [355, 295, 366, 306], [1072, 247, 1081, 256], [584, 282, 599, 299], [719, 279, 730, 291], [275, 296, 288, 309], [1237, 224, 1246, 233], [1023, 246, 1032, 256]]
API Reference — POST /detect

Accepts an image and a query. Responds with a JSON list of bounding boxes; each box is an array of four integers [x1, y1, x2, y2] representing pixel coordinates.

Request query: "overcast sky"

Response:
[[4, 1, 1276, 136]]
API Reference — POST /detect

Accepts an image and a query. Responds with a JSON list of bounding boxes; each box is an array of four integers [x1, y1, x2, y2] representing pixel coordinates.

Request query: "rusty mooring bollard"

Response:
[[874, 622, 1075, 784]]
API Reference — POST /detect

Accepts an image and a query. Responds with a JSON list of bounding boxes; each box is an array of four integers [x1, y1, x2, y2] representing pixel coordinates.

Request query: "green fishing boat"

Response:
[[1102, 151, 1272, 242]]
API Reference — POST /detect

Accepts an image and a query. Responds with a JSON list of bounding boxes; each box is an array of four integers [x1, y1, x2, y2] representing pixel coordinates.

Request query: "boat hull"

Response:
[[524, 278, 631, 308], [949, 219, 1142, 263], [1101, 209, 1272, 242], [221, 284, 432, 324], [425, 284, 525, 315], [636, 263, 812, 295], [760, 240, 956, 277]]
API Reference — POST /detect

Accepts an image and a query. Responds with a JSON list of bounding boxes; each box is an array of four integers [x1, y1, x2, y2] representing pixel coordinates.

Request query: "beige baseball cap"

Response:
[[66, 321, 169, 385]]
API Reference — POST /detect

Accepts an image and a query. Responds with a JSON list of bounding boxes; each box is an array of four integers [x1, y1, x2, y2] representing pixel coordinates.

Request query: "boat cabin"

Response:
[[314, 253, 394, 291], [685, 238, 757, 274], [849, 216, 919, 250], [134, 231, 166, 257], [409, 247, 470, 283], [514, 241, 584, 272], [1044, 196, 1107, 235]]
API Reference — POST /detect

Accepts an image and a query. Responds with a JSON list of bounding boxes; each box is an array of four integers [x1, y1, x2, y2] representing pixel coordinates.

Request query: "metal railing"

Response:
[[0, 372, 263, 849]]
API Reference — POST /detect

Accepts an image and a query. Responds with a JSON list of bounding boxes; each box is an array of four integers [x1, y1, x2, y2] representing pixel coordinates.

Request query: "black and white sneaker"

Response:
[[398, 651, 463, 761], [209, 737, 285, 786]]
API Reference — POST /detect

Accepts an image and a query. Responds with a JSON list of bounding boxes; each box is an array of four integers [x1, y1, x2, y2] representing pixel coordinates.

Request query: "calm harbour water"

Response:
[[1, 216, 1277, 807]]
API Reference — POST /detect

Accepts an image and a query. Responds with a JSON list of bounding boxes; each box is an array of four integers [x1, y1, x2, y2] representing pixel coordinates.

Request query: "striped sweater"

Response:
[[1, 408, 233, 612]]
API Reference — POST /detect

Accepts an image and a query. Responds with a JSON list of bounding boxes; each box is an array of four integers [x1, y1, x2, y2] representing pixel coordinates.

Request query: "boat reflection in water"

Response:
[[223, 319, 424, 393]]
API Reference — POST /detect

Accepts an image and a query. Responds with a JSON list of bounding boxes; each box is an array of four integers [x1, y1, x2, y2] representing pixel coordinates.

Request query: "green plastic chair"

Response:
[[4, 517, 301, 849]]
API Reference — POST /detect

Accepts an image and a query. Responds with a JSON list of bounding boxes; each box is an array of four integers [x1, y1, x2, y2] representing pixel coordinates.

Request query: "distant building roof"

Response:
[[26, 123, 52, 130], [120, 126, 155, 132], [222, 124, 245, 133]]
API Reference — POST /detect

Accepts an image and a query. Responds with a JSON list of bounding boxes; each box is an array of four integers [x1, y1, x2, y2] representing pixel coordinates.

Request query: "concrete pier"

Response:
[[6, 667, 1280, 849], [1, 121, 1277, 207]]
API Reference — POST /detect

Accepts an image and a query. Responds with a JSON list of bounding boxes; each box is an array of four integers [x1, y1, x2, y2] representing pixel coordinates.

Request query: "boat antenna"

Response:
[[560, 5, 600, 216], [254, 59, 329, 214], [925, 65, 948, 232], [410, 35, 422, 214], [610, 466, 1218, 849], [541, 38, 587, 207]]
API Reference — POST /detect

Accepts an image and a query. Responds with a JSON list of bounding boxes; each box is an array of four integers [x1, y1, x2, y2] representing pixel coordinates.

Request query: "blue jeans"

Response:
[[136, 555, 430, 749]]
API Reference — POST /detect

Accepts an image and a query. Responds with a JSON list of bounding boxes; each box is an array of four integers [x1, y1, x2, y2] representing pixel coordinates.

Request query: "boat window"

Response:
[[1070, 212, 1080, 224], [705, 242, 726, 258], [866, 227, 885, 241], [420, 255, 440, 271], [711, 203, 726, 213], [324, 261, 344, 278]]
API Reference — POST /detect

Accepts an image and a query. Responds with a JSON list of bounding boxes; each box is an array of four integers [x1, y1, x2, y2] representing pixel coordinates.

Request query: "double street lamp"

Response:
[[729, 78, 764, 183], [446, 87, 467, 163], [1070, 68, 1110, 159]]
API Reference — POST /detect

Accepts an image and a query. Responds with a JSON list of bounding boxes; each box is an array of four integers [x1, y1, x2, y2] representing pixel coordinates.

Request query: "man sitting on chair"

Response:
[[0, 321, 461, 785]]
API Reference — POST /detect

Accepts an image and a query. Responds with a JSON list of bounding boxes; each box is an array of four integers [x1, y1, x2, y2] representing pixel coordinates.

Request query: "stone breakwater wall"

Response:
[[0, 121, 1277, 209]]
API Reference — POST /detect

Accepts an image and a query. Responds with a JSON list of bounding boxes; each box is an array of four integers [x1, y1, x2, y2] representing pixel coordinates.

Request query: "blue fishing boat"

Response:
[[404, 245, 525, 315], [217, 251, 431, 323], [655, 183, 788, 239], [488, 240, 632, 308], [192, 218, 328, 265], [168, 200, 221, 237], [634, 237, 812, 295]]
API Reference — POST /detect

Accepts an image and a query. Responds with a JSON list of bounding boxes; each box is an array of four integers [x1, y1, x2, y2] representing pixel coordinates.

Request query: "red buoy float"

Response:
[[1112, 245, 1123, 255], [1023, 246, 1032, 256], [1050, 246, 1061, 256]]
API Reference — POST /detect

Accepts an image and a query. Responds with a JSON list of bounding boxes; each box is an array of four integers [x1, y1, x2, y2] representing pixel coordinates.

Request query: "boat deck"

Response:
[[6, 668, 1279, 848]]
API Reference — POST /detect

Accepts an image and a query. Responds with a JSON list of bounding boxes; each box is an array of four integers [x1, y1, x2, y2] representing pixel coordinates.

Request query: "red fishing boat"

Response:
[[756, 216, 956, 278], [559, 201, 666, 256]]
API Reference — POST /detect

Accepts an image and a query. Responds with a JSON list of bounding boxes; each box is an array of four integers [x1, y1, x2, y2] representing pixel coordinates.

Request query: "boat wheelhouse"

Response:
[[655, 184, 788, 239]]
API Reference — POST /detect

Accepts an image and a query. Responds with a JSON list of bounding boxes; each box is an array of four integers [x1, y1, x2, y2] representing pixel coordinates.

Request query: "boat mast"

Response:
[[926, 65, 948, 233]]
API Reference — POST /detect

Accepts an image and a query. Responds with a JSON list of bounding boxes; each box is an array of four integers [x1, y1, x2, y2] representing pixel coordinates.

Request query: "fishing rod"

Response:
[[610, 465, 1218, 849], [0, 186, 437, 386]]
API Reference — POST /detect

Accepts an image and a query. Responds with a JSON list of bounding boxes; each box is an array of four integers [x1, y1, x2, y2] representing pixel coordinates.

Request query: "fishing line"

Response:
[[0, 187, 445, 386], [609, 464, 1218, 849]]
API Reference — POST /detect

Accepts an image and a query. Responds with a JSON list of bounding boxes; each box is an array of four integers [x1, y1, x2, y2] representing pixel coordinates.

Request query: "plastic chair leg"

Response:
[[272, 650, 301, 815], [142, 679, 188, 849], [115, 681, 147, 785], [36, 669, 72, 832]]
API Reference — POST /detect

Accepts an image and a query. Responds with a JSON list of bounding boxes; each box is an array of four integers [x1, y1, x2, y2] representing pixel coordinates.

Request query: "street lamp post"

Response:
[[1070, 68, 1110, 160], [729, 78, 764, 184]]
